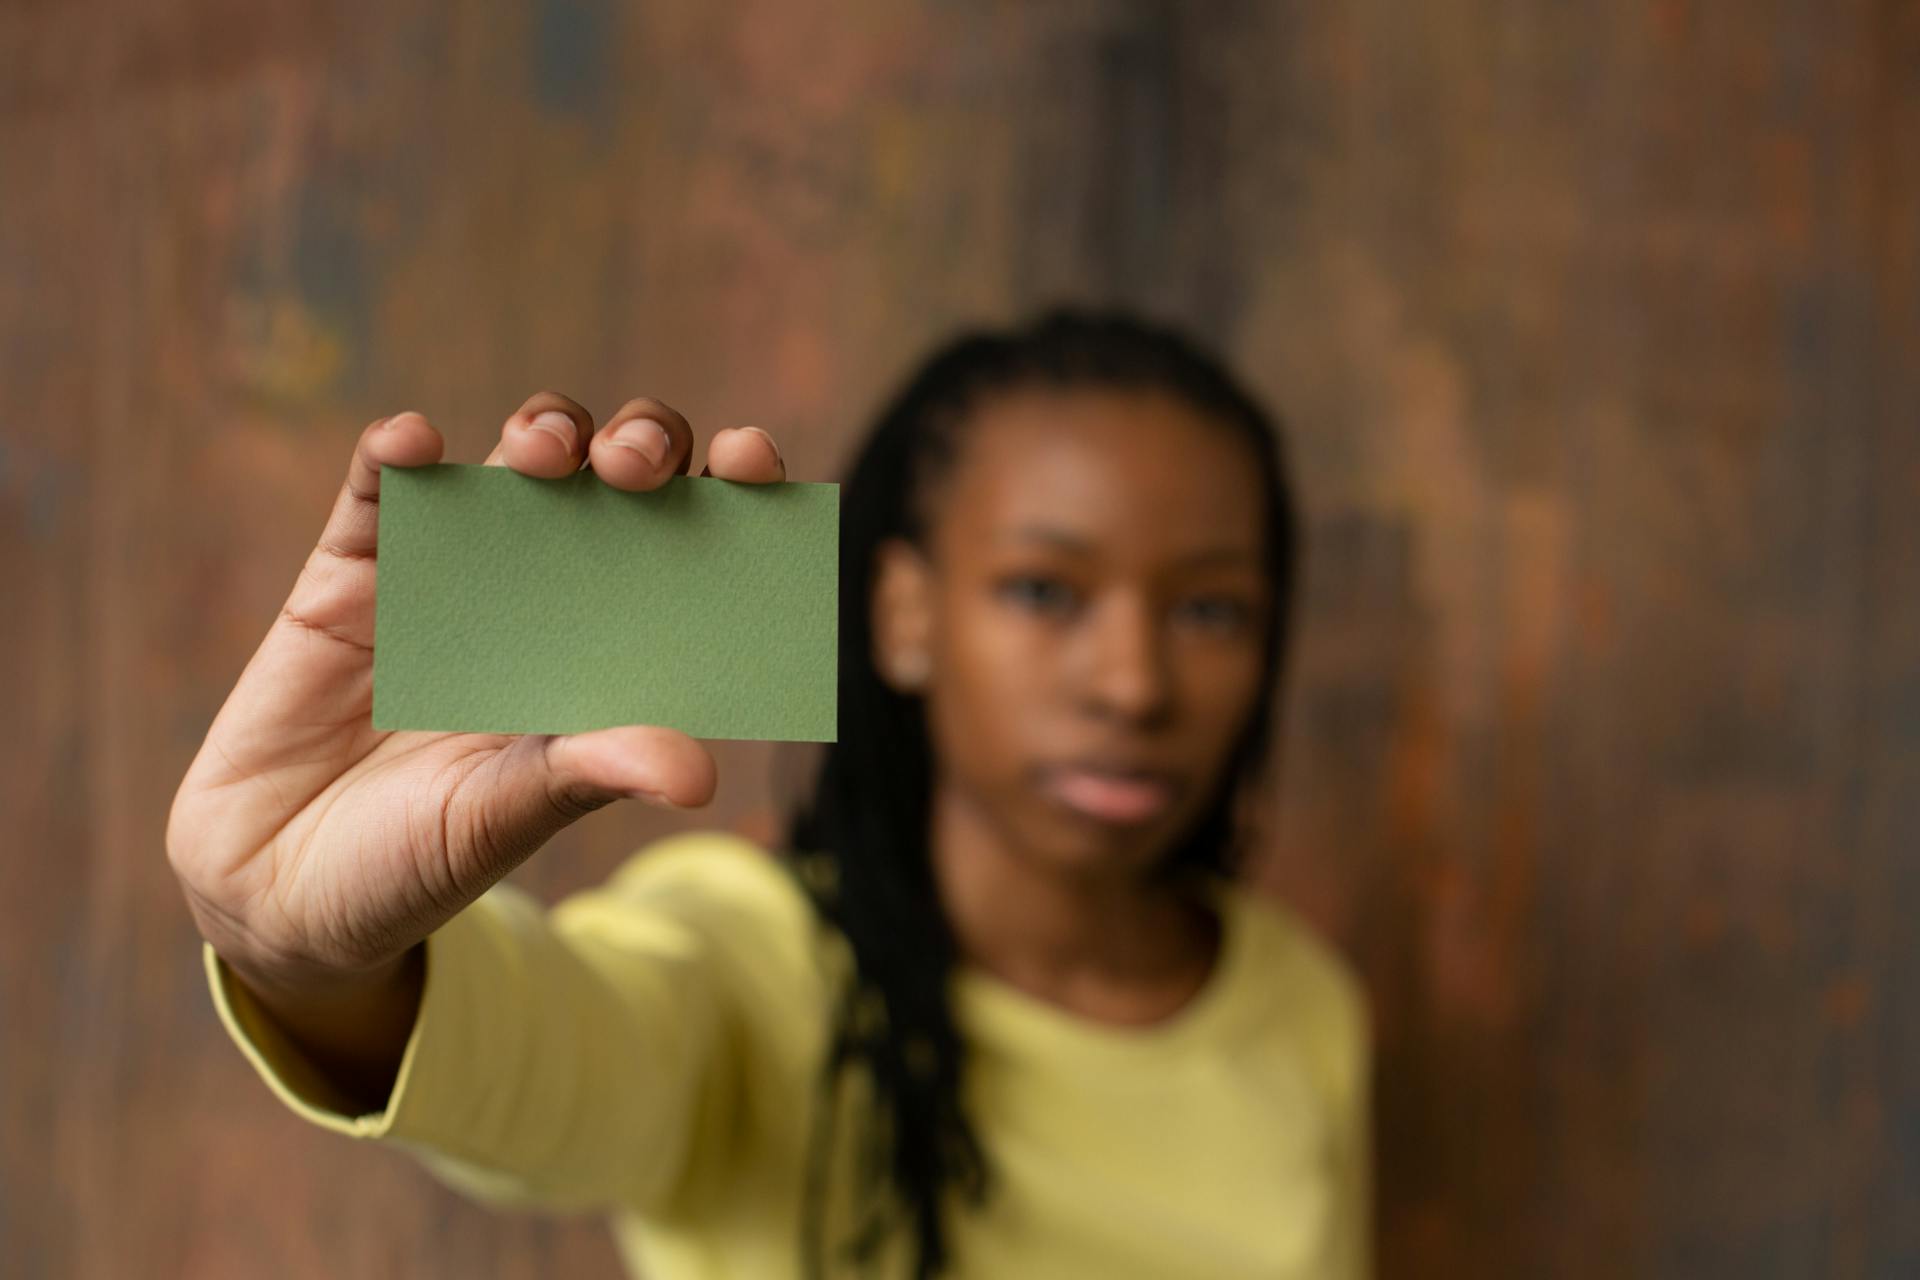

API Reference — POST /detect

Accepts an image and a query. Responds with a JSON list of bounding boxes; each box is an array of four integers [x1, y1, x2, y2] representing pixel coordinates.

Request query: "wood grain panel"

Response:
[[3, 1, 1914, 1276]]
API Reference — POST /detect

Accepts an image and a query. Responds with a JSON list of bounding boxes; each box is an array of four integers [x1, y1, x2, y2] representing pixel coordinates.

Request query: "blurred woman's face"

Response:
[[875, 386, 1273, 882]]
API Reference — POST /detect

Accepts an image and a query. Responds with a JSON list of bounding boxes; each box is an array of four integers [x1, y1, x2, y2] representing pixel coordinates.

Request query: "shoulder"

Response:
[[1226, 885, 1365, 1013], [1223, 885, 1371, 1094]]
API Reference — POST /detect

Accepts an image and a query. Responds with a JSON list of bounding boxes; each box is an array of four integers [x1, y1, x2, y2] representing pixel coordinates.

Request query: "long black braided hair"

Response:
[[785, 306, 1303, 1278]]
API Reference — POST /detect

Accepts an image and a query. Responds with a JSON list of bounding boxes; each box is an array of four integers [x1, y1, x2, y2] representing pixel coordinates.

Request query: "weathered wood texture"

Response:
[[3, 1, 1915, 1276]]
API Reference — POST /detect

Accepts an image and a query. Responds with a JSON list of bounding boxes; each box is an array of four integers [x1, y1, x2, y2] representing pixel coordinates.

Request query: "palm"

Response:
[[244, 724, 530, 975]]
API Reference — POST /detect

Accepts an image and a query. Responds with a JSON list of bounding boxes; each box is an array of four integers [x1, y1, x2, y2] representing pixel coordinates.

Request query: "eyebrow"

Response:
[[997, 525, 1261, 568]]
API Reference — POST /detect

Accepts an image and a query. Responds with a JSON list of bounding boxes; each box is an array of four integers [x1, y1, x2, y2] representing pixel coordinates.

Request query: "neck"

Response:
[[928, 781, 1219, 1024]]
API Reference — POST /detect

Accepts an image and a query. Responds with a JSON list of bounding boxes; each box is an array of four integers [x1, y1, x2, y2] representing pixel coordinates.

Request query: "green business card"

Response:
[[372, 463, 838, 741]]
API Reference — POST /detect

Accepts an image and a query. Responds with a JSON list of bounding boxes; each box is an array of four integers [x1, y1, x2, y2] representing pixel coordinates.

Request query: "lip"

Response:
[[1037, 760, 1182, 826]]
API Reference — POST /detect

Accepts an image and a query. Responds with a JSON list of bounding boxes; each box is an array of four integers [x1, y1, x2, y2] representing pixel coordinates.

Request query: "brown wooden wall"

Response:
[[5, 2, 1916, 1276]]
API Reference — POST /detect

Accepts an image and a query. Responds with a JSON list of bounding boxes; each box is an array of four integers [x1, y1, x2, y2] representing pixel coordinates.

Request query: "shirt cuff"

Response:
[[202, 890, 507, 1146]]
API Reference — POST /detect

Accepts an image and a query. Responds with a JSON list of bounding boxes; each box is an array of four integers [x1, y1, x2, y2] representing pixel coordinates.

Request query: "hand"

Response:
[[166, 392, 788, 991]]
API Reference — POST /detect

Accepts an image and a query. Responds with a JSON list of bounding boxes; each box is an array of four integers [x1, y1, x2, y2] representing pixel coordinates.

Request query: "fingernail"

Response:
[[742, 426, 784, 469], [610, 418, 671, 468], [529, 410, 577, 453], [635, 790, 686, 810]]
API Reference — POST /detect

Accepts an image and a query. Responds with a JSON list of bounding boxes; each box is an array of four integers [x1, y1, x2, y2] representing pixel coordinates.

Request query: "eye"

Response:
[[997, 574, 1080, 617], [1174, 594, 1254, 633]]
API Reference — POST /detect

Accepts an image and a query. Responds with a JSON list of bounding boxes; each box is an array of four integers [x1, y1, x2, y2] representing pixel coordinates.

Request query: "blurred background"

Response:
[[5, 1, 1918, 1276]]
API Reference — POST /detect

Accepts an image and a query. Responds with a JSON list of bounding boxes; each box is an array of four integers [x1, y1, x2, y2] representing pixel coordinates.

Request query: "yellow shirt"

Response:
[[205, 830, 1371, 1278]]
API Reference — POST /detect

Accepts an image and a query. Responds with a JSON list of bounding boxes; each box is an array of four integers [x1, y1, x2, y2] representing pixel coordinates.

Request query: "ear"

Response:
[[871, 536, 935, 693]]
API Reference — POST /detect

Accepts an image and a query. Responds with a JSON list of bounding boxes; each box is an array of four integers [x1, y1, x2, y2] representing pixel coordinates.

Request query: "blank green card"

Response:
[[372, 464, 838, 741]]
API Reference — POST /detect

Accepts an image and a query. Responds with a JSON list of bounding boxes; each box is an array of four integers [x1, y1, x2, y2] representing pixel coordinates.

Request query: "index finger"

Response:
[[326, 411, 444, 560]]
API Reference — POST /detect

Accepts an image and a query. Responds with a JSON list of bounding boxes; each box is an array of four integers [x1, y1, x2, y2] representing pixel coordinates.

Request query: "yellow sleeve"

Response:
[[203, 831, 785, 1217], [1336, 993, 1375, 1280]]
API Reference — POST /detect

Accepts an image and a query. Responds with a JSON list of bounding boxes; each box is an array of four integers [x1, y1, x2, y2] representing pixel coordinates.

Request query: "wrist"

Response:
[[222, 941, 423, 1007]]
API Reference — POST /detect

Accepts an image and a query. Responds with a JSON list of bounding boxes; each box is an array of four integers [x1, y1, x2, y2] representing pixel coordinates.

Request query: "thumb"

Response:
[[521, 724, 719, 818]]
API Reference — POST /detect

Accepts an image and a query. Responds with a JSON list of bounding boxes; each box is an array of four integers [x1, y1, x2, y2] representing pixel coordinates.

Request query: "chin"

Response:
[[1017, 805, 1182, 883]]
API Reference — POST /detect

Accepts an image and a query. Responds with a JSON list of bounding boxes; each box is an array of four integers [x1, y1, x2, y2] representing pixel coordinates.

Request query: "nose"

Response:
[[1078, 591, 1173, 726]]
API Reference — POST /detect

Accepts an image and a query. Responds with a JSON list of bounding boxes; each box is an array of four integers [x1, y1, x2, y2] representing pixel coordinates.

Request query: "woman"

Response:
[[168, 309, 1370, 1279]]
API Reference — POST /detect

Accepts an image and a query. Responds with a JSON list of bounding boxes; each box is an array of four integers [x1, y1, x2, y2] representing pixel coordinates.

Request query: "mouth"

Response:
[[1037, 761, 1181, 827]]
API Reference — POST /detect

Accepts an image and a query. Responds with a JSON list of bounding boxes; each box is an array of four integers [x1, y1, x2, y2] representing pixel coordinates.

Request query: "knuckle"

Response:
[[615, 396, 680, 425], [527, 390, 579, 413]]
